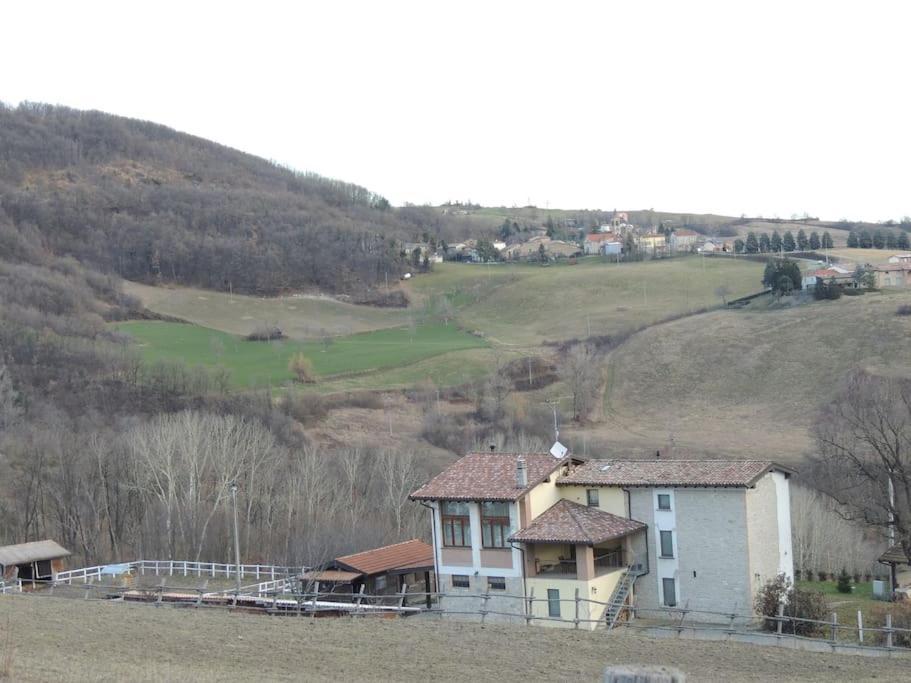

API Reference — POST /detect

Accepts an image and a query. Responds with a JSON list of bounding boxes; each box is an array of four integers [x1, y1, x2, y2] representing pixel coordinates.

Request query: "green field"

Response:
[[115, 321, 487, 388]]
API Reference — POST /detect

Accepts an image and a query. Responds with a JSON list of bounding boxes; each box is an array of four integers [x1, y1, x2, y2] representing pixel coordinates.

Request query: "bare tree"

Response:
[[559, 344, 600, 421], [812, 371, 911, 564]]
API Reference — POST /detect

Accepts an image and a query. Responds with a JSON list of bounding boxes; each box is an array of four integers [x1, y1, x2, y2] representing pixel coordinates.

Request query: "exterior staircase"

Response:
[[604, 567, 640, 630]]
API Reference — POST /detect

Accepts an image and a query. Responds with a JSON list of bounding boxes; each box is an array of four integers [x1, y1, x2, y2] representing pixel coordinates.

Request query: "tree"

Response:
[[808, 231, 821, 250], [289, 353, 316, 383], [714, 285, 732, 305], [886, 231, 898, 249], [770, 230, 782, 253], [797, 229, 809, 251], [745, 232, 759, 254], [873, 229, 886, 249], [847, 231, 859, 248], [476, 239, 499, 263], [759, 233, 771, 253], [899, 232, 911, 250], [762, 258, 802, 295], [782, 231, 796, 252], [822, 231, 834, 249], [733, 238, 745, 254], [755, 574, 828, 636], [812, 371, 911, 567], [859, 229, 873, 248], [836, 567, 852, 593], [559, 344, 600, 422], [0, 359, 20, 431], [537, 242, 547, 263]]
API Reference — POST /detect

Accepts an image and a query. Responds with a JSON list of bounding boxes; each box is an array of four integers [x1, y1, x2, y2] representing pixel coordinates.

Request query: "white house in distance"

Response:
[[668, 229, 700, 252], [410, 452, 794, 629], [888, 253, 911, 265], [583, 232, 622, 256]]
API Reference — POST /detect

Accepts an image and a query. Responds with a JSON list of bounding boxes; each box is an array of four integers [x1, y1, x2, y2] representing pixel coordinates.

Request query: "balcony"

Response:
[[530, 545, 628, 580]]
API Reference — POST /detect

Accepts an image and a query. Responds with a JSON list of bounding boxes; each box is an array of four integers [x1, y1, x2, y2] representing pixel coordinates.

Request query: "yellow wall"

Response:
[[558, 485, 626, 517], [526, 569, 625, 631], [527, 475, 563, 519]]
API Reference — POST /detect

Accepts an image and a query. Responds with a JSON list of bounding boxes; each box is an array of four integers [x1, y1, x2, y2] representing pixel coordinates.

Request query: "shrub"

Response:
[[246, 324, 284, 341], [870, 602, 911, 647], [794, 569, 802, 580], [897, 305, 911, 316], [837, 568, 852, 594], [755, 574, 828, 636], [852, 572, 862, 583], [817, 570, 828, 582], [288, 353, 316, 383]]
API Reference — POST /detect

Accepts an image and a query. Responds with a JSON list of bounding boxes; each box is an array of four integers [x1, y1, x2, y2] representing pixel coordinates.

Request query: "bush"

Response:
[[897, 305, 911, 316], [288, 353, 317, 383], [837, 568, 852, 594], [246, 324, 284, 341], [755, 574, 828, 636], [870, 602, 911, 647], [817, 570, 828, 582]]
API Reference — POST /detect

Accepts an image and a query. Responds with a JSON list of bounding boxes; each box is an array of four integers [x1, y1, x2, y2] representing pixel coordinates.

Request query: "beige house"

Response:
[[669, 229, 700, 252], [410, 452, 794, 629], [873, 264, 911, 288]]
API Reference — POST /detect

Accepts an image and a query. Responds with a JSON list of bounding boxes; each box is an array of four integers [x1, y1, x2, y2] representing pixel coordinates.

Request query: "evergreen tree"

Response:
[[822, 231, 834, 249], [745, 232, 759, 253], [770, 230, 782, 253], [886, 231, 897, 249], [759, 233, 771, 252], [809, 231, 821, 250], [733, 238, 745, 254], [837, 567, 852, 594], [898, 231, 911, 250], [873, 229, 886, 249], [859, 229, 873, 248], [783, 231, 796, 252], [847, 231, 859, 248], [797, 229, 809, 250]]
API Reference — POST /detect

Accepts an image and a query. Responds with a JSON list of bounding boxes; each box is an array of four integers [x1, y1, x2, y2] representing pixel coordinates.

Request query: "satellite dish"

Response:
[[550, 441, 568, 459]]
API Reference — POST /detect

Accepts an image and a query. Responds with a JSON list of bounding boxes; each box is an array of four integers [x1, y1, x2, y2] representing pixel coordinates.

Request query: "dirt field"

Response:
[[1, 595, 907, 682]]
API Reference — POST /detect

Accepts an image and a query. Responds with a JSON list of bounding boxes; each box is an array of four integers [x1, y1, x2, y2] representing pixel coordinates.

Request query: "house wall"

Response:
[[557, 485, 626, 517], [526, 567, 625, 630], [430, 500, 522, 579], [437, 573, 526, 624], [527, 476, 562, 519], [745, 474, 780, 596], [629, 487, 752, 622]]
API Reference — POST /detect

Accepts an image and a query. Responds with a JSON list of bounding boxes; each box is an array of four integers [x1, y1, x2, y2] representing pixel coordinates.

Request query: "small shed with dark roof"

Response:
[[0, 540, 71, 584]]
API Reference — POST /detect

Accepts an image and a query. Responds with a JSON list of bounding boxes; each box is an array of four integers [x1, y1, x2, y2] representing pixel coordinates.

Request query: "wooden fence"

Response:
[[53, 559, 306, 585]]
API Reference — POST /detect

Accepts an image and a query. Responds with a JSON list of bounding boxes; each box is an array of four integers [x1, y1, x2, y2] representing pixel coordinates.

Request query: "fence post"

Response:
[[398, 584, 410, 616], [156, 585, 163, 606], [574, 588, 580, 630], [526, 587, 535, 626], [169, 560, 174, 576], [886, 613, 893, 649], [355, 584, 366, 610], [271, 566, 275, 581], [830, 612, 838, 643], [183, 561, 187, 577], [857, 609, 864, 644], [480, 589, 490, 623], [776, 603, 784, 636], [310, 581, 320, 620], [83, 585, 91, 601]]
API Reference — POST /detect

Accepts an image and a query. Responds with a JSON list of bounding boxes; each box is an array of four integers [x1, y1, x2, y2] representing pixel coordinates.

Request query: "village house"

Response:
[[801, 265, 856, 291], [873, 263, 911, 289], [637, 233, 667, 254], [668, 229, 700, 252], [583, 232, 622, 256], [410, 452, 794, 630], [697, 239, 729, 254], [887, 253, 911, 265]]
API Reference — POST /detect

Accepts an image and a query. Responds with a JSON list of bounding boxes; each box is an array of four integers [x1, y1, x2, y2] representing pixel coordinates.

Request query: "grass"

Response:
[[1, 594, 909, 681], [407, 257, 764, 347], [797, 580, 884, 642], [824, 248, 908, 265], [596, 288, 911, 462], [115, 320, 487, 389]]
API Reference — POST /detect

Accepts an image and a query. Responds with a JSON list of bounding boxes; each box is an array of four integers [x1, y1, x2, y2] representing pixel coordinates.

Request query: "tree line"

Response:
[[733, 229, 835, 254]]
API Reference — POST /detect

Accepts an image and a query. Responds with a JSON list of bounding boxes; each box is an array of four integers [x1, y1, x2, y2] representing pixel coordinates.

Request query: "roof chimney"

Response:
[[516, 456, 528, 489], [655, 450, 661, 460]]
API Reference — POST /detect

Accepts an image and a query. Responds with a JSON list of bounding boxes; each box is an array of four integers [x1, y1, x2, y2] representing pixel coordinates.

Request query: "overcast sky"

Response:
[[3, 1, 909, 221]]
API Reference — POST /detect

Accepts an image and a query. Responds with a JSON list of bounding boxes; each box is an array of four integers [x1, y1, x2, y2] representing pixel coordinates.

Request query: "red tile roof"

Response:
[[673, 229, 700, 237], [557, 459, 794, 488], [509, 499, 646, 544], [301, 569, 362, 583], [334, 539, 434, 576], [585, 233, 620, 242], [409, 452, 568, 501]]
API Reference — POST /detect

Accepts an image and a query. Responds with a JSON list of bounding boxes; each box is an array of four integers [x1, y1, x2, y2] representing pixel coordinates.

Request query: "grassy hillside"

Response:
[[598, 289, 911, 461], [116, 320, 487, 388], [2, 595, 907, 682]]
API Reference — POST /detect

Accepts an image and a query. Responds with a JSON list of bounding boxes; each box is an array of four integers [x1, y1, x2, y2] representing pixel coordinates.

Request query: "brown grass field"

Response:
[[1, 595, 908, 682]]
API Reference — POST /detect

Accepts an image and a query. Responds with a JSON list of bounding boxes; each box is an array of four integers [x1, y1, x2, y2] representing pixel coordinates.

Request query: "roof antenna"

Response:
[[656, 450, 661, 460]]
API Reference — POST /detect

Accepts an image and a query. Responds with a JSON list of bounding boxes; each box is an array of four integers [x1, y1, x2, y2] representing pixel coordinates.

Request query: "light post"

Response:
[[230, 481, 241, 594]]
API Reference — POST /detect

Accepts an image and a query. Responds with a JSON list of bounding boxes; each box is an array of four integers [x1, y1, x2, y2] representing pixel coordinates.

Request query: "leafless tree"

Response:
[[812, 371, 911, 564], [559, 344, 601, 421]]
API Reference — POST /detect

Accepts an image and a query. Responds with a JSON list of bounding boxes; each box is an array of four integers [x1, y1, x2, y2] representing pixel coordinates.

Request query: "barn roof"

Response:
[[0, 540, 71, 566], [334, 539, 434, 576]]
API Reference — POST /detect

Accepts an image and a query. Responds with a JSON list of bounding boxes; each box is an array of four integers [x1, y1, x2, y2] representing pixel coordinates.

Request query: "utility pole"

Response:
[[230, 481, 241, 595]]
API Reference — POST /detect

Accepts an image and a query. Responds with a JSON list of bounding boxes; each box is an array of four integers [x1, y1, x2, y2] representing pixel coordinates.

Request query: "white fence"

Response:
[[53, 559, 307, 585], [0, 579, 22, 594]]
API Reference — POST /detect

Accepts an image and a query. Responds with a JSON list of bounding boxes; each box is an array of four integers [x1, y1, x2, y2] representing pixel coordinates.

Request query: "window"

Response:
[[547, 588, 561, 617], [657, 493, 671, 511], [488, 576, 506, 591], [586, 489, 599, 507], [659, 530, 674, 558], [452, 575, 470, 589], [480, 501, 510, 548], [662, 578, 677, 607], [375, 575, 387, 591], [441, 501, 471, 547]]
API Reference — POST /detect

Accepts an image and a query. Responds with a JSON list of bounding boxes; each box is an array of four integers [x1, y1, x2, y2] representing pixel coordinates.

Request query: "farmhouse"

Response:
[[410, 452, 794, 629], [801, 265, 856, 291], [0, 540, 71, 585], [637, 233, 667, 253], [697, 239, 729, 254], [873, 263, 911, 289], [583, 232, 622, 256], [668, 229, 700, 252], [887, 253, 911, 265]]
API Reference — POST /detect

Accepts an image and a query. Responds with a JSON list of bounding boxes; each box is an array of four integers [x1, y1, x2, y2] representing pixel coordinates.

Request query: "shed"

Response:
[[0, 540, 71, 584]]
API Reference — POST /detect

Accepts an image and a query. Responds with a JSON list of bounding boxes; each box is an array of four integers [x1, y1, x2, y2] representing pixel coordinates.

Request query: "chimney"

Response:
[[516, 456, 528, 489], [655, 450, 661, 460]]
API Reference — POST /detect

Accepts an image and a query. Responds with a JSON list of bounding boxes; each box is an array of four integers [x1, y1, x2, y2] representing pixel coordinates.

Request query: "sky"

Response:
[[2, 1, 909, 221]]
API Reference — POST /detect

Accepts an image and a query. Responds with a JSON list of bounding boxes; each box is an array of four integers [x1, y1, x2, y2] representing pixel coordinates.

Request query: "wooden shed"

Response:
[[0, 540, 71, 585]]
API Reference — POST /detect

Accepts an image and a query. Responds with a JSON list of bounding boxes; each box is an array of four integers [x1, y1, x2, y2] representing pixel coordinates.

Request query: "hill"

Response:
[[1, 596, 907, 682], [0, 103, 488, 297], [594, 289, 911, 462]]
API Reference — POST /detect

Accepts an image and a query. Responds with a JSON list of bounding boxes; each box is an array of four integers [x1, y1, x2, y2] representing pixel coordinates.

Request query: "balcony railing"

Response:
[[594, 549, 624, 572], [535, 559, 577, 577]]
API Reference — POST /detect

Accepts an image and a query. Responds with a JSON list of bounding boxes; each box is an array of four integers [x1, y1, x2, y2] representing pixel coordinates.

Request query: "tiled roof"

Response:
[[673, 229, 700, 237], [509, 499, 646, 544], [334, 539, 434, 576], [879, 544, 910, 565], [301, 569, 362, 583], [410, 452, 568, 502], [557, 459, 794, 488], [0, 540, 70, 566], [585, 233, 620, 242], [874, 264, 911, 272]]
